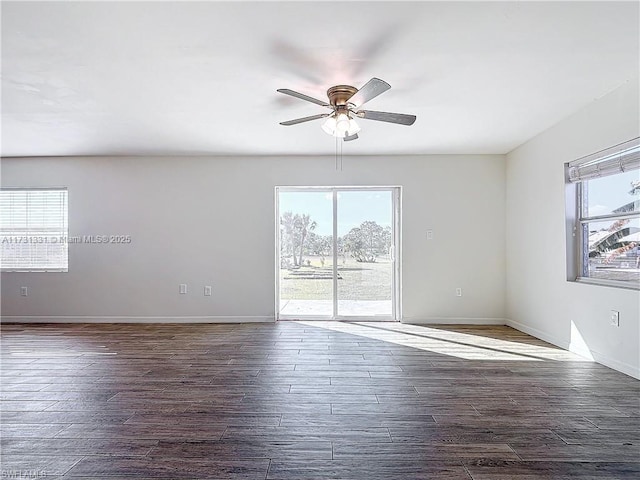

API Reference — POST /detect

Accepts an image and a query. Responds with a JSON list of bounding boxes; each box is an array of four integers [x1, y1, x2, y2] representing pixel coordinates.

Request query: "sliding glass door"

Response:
[[336, 190, 395, 317], [277, 187, 400, 320], [278, 190, 334, 317]]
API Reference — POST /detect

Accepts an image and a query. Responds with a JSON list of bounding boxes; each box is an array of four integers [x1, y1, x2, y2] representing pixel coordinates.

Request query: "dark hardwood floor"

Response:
[[1, 321, 639, 479]]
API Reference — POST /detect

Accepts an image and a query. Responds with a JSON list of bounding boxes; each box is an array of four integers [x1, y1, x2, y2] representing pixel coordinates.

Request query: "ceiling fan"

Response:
[[277, 78, 416, 142]]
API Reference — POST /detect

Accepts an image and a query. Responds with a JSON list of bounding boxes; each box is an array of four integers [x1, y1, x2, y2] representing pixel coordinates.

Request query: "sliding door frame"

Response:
[[275, 186, 401, 322]]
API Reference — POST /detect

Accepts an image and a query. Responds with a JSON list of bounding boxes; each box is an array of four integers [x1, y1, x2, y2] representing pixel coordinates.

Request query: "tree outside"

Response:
[[280, 211, 317, 267], [343, 221, 392, 263], [281, 214, 391, 266]]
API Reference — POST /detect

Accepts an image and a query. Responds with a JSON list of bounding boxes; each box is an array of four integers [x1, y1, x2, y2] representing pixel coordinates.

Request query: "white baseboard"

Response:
[[590, 353, 640, 380], [401, 317, 507, 325], [0, 316, 275, 324], [506, 318, 640, 380], [505, 318, 571, 349]]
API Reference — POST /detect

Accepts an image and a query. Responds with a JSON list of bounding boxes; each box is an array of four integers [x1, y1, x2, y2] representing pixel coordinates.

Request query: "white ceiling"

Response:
[[2, 1, 638, 157]]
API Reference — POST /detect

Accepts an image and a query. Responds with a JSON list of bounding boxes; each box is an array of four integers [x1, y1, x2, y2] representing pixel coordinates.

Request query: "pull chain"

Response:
[[334, 136, 344, 171]]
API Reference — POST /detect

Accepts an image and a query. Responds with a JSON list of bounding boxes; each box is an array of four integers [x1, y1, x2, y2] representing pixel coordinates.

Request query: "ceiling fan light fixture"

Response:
[[335, 113, 350, 134], [321, 116, 337, 136], [322, 113, 360, 138], [347, 117, 361, 136]]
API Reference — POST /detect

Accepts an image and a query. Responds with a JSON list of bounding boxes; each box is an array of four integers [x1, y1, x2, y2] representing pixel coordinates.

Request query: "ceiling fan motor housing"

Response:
[[327, 85, 358, 107]]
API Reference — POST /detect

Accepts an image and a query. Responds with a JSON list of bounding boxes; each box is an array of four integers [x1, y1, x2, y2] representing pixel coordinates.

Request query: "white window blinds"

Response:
[[568, 137, 640, 183], [0, 189, 68, 271]]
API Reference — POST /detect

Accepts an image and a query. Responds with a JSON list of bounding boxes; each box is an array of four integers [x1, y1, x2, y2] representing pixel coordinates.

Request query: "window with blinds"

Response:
[[566, 138, 640, 289], [0, 189, 68, 271]]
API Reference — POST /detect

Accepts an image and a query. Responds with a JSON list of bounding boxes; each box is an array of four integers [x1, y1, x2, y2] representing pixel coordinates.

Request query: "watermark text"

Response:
[[2, 235, 132, 244]]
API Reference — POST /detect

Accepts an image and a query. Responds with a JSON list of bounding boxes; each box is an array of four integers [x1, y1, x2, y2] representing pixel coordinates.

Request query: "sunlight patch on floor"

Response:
[[296, 321, 593, 362], [377, 322, 592, 362]]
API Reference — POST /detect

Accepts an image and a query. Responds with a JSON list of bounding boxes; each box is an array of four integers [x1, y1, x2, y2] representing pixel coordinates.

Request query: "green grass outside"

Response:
[[279, 255, 393, 301]]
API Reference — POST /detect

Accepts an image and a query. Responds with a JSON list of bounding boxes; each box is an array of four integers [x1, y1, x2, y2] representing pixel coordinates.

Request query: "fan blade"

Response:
[[358, 110, 416, 125], [277, 89, 331, 107], [280, 113, 329, 126], [348, 78, 391, 107], [343, 133, 359, 142]]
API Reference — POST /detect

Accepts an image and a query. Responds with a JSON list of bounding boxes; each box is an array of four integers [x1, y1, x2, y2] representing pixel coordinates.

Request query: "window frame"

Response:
[[566, 139, 640, 290], [0, 187, 69, 273]]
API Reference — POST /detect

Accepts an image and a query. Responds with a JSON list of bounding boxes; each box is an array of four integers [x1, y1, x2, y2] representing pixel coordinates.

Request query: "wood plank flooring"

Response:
[[1, 321, 638, 479]]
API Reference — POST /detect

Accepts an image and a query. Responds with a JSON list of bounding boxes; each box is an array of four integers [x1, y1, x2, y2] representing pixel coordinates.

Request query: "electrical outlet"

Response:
[[426, 230, 434, 240], [610, 310, 620, 327], [179, 284, 187, 295], [455, 287, 462, 297], [20, 286, 28, 297], [204, 286, 212, 296]]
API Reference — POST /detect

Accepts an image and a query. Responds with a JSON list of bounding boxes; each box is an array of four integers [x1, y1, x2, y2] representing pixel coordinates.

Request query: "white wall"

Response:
[[1, 154, 506, 323], [506, 79, 640, 379]]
